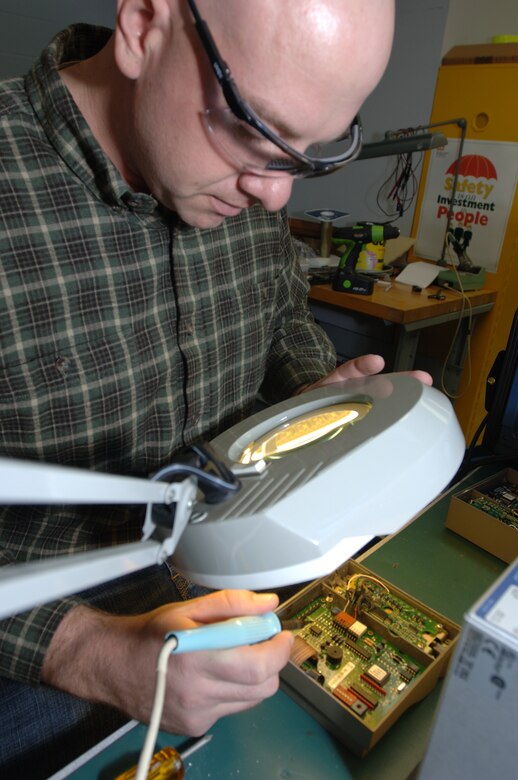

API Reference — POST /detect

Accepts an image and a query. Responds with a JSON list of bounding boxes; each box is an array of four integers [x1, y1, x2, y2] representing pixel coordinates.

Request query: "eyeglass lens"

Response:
[[204, 107, 353, 178]]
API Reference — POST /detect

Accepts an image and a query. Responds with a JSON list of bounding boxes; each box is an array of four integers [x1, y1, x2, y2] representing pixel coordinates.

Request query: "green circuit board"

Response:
[[468, 480, 518, 530], [287, 572, 451, 728]]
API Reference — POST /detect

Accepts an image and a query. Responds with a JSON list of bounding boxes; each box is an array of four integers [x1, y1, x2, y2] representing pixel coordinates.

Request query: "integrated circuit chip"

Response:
[[365, 664, 390, 686]]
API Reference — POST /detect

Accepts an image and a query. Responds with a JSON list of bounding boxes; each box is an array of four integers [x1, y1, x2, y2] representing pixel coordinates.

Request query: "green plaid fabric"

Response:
[[0, 25, 335, 683]]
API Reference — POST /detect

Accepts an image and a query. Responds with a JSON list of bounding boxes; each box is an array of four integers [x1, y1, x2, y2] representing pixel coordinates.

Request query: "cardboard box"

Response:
[[277, 560, 459, 757], [418, 558, 518, 780], [445, 468, 518, 563]]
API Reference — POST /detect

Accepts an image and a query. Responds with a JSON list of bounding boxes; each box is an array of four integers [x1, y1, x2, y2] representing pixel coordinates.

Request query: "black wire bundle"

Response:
[[151, 443, 241, 504], [376, 133, 424, 221]]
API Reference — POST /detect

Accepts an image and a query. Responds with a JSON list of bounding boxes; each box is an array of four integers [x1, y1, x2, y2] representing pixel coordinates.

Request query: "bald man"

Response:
[[0, 1, 411, 775]]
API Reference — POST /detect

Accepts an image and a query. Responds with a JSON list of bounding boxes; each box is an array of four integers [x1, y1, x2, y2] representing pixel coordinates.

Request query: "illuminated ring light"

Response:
[[239, 402, 372, 464]]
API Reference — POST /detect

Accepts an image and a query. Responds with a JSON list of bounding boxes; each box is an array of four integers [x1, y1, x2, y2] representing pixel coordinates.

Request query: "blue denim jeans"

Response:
[[0, 563, 210, 779]]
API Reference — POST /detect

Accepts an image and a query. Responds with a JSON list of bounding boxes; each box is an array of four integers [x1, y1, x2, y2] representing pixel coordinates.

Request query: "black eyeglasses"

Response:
[[186, 0, 363, 178]]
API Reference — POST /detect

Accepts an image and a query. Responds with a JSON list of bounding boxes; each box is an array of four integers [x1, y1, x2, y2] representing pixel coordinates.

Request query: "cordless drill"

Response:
[[332, 223, 399, 294]]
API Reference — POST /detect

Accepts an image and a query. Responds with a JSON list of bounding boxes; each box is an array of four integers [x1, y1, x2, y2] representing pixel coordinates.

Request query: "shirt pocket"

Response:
[[0, 335, 141, 471]]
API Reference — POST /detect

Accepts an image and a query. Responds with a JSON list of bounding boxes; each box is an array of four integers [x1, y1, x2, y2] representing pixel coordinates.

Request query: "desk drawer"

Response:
[[310, 301, 397, 364]]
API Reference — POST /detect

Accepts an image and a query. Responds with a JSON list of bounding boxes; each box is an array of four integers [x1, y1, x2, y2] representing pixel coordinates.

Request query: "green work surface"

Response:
[[363, 465, 506, 624], [65, 465, 508, 780], [67, 688, 443, 780]]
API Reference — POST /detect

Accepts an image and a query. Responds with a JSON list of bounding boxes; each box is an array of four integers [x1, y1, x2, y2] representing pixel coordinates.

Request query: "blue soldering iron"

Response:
[[164, 612, 283, 653], [136, 613, 301, 779]]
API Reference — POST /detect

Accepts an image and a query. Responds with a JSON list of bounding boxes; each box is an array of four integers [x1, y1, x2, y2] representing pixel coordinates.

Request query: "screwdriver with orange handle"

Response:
[[114, 733, 212, 780]]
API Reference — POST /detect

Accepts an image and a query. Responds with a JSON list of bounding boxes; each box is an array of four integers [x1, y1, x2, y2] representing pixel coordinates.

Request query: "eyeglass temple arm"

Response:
[[186, 0, 362, 174], [186, 0, 248, 121]]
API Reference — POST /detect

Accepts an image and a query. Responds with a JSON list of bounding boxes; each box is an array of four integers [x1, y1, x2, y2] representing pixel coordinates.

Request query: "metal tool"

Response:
[[115, 733, 213, 779]]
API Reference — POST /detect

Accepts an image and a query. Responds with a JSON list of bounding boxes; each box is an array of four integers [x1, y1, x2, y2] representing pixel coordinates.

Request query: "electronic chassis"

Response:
[[277, 560, 459, 756]]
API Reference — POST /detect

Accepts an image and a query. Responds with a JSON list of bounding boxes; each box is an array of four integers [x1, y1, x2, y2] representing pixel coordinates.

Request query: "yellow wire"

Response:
[[347, 574, 390, 593]]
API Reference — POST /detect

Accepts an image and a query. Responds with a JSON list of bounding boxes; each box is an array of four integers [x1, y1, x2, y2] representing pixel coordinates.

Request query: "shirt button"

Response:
[[121, 192, 157, 212]]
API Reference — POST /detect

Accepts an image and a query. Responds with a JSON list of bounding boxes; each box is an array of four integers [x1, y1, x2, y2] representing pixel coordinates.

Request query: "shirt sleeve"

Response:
[[260, 212, 337, 404], [0, 551, 84, 684]]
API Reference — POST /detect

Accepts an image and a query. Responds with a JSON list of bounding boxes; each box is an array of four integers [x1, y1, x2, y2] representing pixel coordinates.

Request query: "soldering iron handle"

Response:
[[165, 612, 282, 653]]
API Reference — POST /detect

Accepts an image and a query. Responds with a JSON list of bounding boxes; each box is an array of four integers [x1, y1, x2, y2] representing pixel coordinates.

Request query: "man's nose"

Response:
[[238, 172, 294, 212]]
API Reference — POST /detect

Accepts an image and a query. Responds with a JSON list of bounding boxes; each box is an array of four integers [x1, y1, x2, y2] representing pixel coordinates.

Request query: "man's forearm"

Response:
[[41, 605, 142, 709], [40, 591, 294, 737]]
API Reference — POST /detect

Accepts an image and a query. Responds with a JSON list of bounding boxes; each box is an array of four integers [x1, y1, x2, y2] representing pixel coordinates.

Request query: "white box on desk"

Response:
[[419, 558, 518, 780]]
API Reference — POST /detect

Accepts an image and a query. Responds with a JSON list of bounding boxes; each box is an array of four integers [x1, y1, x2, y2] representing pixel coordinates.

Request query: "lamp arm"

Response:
[[0, 457, 177, 505], [0, 450, 262, 619], [422, 119, 468, 265], [0, 457, 199, 619], [357, 132, 448, 159], [0, 540, 161, 620], [359, 117, 467, 266], [383, 118, 468, 266]]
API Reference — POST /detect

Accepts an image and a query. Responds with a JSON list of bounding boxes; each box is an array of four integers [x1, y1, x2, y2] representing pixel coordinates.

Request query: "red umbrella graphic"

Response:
[[446, 154, 497, 179]]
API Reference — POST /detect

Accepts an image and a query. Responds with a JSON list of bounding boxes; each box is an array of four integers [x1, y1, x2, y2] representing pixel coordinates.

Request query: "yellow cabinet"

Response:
[[411, 45, 518, 442]]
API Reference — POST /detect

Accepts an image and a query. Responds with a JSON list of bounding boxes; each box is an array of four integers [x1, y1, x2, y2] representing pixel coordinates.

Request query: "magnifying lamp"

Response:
[[0, 374, 465, 620]]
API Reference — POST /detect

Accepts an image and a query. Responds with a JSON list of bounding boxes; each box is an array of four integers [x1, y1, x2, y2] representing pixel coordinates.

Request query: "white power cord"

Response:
[[135, 636, 179, 780]]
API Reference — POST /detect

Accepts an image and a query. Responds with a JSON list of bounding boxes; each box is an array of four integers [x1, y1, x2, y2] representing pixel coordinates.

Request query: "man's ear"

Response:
[[115, 0, 172, 80]]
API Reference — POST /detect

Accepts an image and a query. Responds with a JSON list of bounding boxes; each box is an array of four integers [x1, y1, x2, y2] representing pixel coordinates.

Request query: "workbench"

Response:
[[57, 465, 506, 780], [309, 281, 496, 392]]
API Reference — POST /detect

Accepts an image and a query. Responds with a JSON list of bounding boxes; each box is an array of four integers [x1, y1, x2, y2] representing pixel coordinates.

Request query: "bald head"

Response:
[[206, 0, 395, 132], [92, 0, 397, 226]]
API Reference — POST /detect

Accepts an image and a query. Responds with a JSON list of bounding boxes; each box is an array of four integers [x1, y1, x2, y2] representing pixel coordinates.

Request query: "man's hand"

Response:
[[302, 354, 432, 392], [42, 589, 293, 736]]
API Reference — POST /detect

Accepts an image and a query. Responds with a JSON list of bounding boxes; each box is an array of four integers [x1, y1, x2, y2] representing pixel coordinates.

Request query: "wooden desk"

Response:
[[308, 281, 496, 388]]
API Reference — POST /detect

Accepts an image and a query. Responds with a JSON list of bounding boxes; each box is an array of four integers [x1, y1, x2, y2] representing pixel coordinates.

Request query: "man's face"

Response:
[[124, 0, 394, 229], [125, 36, 295, 228]]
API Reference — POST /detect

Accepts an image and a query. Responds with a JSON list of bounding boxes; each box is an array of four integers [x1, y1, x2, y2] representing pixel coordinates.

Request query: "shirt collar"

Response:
[[24, 24, 159, 214]]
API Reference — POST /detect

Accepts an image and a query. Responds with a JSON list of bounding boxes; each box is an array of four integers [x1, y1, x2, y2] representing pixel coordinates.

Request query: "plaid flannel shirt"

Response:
[[0, 25, 336, 684]]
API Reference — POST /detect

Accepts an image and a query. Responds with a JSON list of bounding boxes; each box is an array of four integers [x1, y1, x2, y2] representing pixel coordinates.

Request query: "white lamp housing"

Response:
[[0, 375, 464, 618], [173, 374, 465, 588]]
